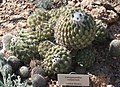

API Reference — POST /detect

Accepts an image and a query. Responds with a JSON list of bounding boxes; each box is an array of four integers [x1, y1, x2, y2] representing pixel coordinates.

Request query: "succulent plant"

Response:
[[19, 66, 29, 79], [75, 47, 95, 68], [0, 60, 30, 87], [42, 45, 72, 74], [38, 40, 55, 58], [1, 34, 13, 51], [34, 24, 54, 41], [75, 66, 86, 74], [94, 20, 108, 44], [27, 9, 50, 27], [0, 80, 4, 86], [109, 39, 120, 57], [3, 64, 13, 75], [31, 66, 46, 77], [10, 28, 40, 63], [31, 74, 47, 87], [7, 56, 22, 73], [10, 22, 55, 61], [27, 10, 54, 41], [54, 7, 96, 49], [48, 6, 67, 18], [45, 6, 68, 35], [0, 52, 6, 66]]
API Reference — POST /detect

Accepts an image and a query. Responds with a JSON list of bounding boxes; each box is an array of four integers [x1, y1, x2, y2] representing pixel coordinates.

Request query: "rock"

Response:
[[115, 4, 120, 14]]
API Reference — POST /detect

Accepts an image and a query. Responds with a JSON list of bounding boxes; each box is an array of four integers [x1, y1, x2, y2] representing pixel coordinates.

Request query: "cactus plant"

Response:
[[31, 66, 46, 77], [54, 7, 96, 49], [0, 63, 29, 87], [10, 28, 40, 63], [3, 64, 13, 75], [19, 66, 29, 79], [1, 34, 13, 51], [31, 74, 47, 87], [75, 47, 95, 68], [42, 45, 72, 74], [109, 39, 120, 57], [94, 20, 108, 44], [38, 40, 55, 58], [7, 56, 22, 73], [27, 9, 50, 27]]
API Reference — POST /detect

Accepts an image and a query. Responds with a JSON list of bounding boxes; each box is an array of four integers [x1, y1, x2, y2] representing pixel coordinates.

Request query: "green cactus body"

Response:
[[109, 39, 120, 57], [42, 45, 72, 74], [10, 19, 54, 63], [33, 24, 53, 41], [75, 47, 95, 68], [10, 28, 39, 63], [31, 66, 46, 77], [48, 6, 67, 19], [27, 9, 50, 27], [38, 40, 55, 58], [28, 19, 54, 41], [19, 66, 29, 79], [31, 74, 47, 87], [7, 56, 21, 72], [54, 7, 96, 49], [47, 6, 68, 34], [2, 34, 13, 50], [3, 64, 12, 75], [94, 20, 108, 44]]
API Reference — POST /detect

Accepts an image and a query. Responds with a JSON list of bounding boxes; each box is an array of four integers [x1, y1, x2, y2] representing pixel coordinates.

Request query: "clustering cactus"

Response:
[[1, 34, 13, 51], [9, 6, 98, 75], [27, 9, 50, 27], [42, 45, 72, 74], [7, 56, 22, 73], [31, 66, 46, 77], [19, 66, 29, 79], [38, 40, 55, 58], [109, 39, 120, 57], [31, 74, 47, 87], [3, 64, 13, 75], [48, 6, 67, 18], [94, 20, 108, 44], [75, 47, 95, 68], [0, 62, 29, 87], [54, 7, 96, 49], [7, 5, 111, 85], [10, 28, 39, 63]]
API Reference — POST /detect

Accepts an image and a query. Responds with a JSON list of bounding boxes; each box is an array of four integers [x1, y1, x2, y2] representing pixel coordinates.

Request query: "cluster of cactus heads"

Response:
[[0, 53, 28, 87], [9, 6, 98, 75], [2, 2, 119, 86]]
